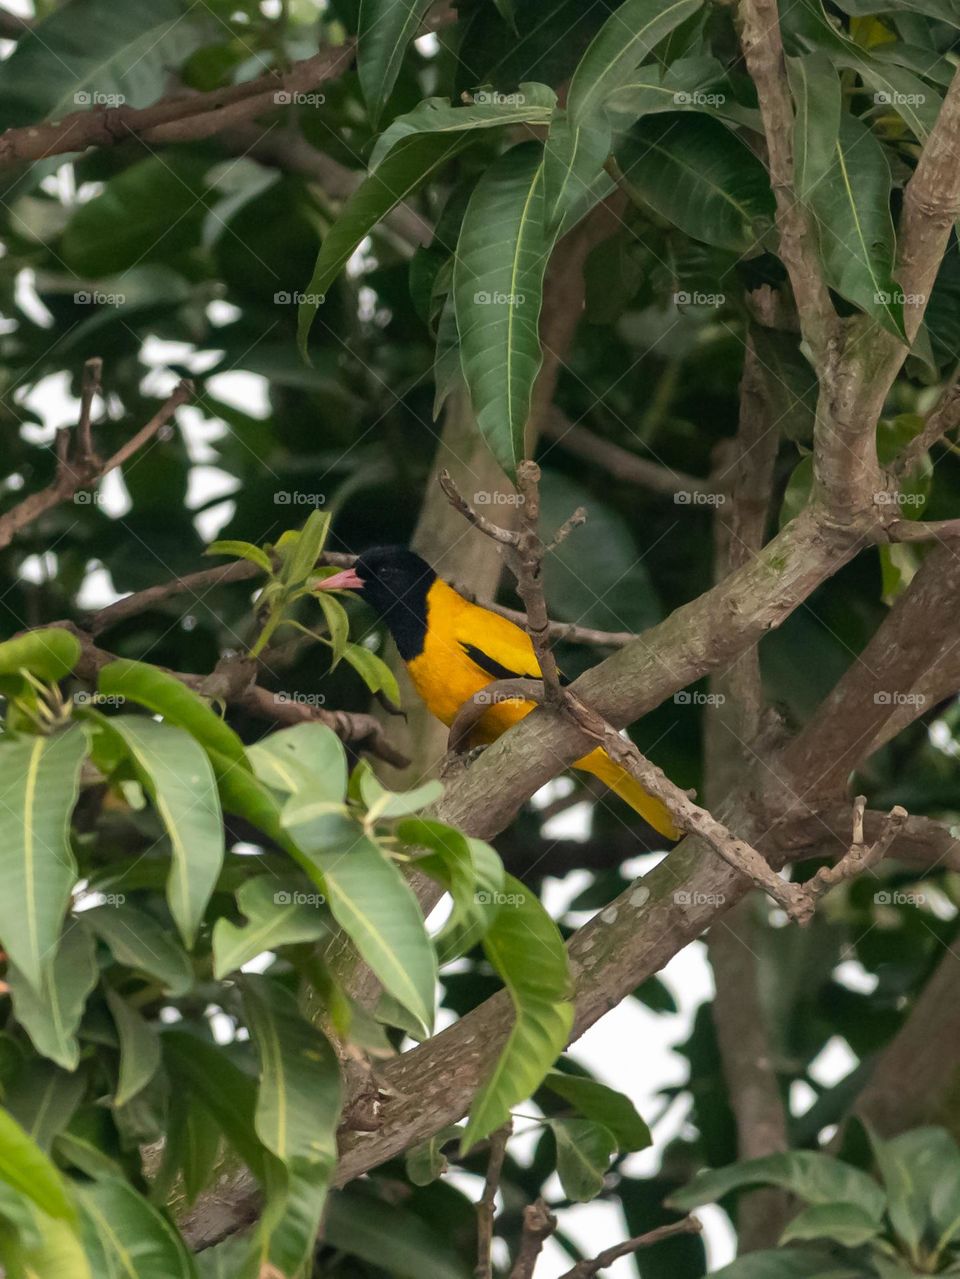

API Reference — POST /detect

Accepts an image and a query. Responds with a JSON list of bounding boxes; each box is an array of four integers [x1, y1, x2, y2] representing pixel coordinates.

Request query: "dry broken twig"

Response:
[[557, 1215, 702, 1279], [508, 1199, 557, 1279], [475, 1123, 512, 1279]]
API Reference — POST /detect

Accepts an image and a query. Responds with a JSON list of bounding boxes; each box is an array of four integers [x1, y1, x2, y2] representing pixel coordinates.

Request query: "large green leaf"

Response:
[[4, 1062, 85, 1153], [323, 1189, 472, 1279], [104, 989, 161, 1109], [82, 905, 193, 997], [102, 717, 224, 948], [779, 1201, 883, 1248], [358, 0, 439, 127], [869, 1125, 960, 1258], [453, 141, 555, 479], [0, 629, 80, 682], [543, 0, 702, 227], [830, 0, 960, 22], [669, 1151, 886, 1221], [7, 925, 98, 1072], [618, 114, 775, 254], [462, 875, 572, 1149], [294, 832, 438, 1038], [0, 1108, 75, 1222], [808, 113, 904, 338], [78, 1178, 197, 1279], [212, 875, 327, 978], [711, 1249, 866, 1279], [786, 53, 841, 201], [543, 1071, 651, 1151], [550, 1117, 618, 1202], [0, 0, 206, 131], [0, 725, 86, 993], [370, 86, 557, 170], [0, 1199, 91, 1279], [97, 661, 249, 776], [298, 132, 473, 357], [247, 722, 347, 800]]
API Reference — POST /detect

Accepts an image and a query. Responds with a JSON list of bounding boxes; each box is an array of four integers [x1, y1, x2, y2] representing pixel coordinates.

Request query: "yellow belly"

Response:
[[406, 648, 534, 743]]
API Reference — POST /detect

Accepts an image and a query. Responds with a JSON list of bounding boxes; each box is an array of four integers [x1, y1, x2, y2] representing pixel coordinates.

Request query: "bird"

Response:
[[319, 545, 680, 840]]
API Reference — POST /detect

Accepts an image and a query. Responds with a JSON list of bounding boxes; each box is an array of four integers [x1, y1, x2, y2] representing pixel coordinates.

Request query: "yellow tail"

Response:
[[574, 746, 681, 842]]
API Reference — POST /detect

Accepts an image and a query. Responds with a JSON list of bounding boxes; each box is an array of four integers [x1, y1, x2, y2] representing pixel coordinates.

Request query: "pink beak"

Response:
[[317, 566, 363, 591]]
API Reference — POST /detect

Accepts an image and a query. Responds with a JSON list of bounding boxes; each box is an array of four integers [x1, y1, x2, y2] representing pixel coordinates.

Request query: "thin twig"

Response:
[[896, 369, 960, 476], [0, 373, 192, 553], [475, 1123, 512, 1279], [508, 1199, 557, 1279], [882, 516, 960, 542], [789, 796, 908, 920], [558, 1216, 702, 1279]]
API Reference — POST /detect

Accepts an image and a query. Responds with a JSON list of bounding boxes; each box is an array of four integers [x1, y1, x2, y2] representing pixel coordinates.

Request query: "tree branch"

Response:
[[557, 1216, 702, 1279], [475, 1124, 511, 1279], [508, 1200, 556, 1279]]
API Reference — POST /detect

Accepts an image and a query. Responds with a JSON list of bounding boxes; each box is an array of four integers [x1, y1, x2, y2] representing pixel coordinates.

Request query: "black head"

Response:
[[323, 545, 436, 660]]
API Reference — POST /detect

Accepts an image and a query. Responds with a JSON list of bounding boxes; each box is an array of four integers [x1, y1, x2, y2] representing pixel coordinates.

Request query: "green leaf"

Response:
[[359, 767, 444, 820], [779, 1201, 883, 1248], [323, 1189, 471, 1279], [102, 717, 224, 948], [618, 114, 775, 253], [104, 989, 161, 1108], [463, 875, 572, 1150], [358, 0, 435, 127], [212, 875, 327, 978], [82, 904, 193, 997], [0, 1108, 75, 1222], [242, 976, 342, 1167], [808, 113, 904, 338], [550, 1117, 617, 1201], [405, 1127, 462, 1186], [541, 109, 613, 233], [78, 1178, 197, 1279], [8, 922, 98, 1072], [454, 142, 555, 479], [313, 590, 350, 666], [247, 722, 347, 800], [710, 1249, 866, 1279], [0, 0, 206, 130], [669, 1151, 886, 1222], [204, 540, 272, 572], [98, 660, 249, 776], [0, 629, 80, 682], [606, 55, 727, 119], [341, 642, 402, 706], [298, 132, 474, 358], [787, 53, 841, 201], [869, 1125, 960, 1258], [848, 57, 942, 142], [543, 1071, 651, 1151], [0, 725, 87, 993], [293, 831, 437, 1038], [280, 510, 331, 587], [370, 86, 556, 170], [4, 1062, 85, 1153]]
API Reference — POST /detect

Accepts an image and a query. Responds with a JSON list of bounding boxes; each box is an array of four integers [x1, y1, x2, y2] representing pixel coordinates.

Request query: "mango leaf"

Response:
[[341, 642, 401, 705], [279, 510, 330, 588], [291, 829, 437, 1038], [0, 0, 206, 130], [81, 904, 193, 997], [808, 113, 904, 338], [104, 989, 161, 1109], [370, 86, 556, 170], [0, 725, 87, 993], [669, 1151, 886, 1221], [247, 722, 347, 800], [618, 114, 775, 254], [7, 925, 98, 1072], [550, 1117, 617, 1201], [323, 1189, 471, 1279], [312, 590, 350, 666], [606, 55, 727, 119], [0, 1200, 91, 1277], [849, 58, 942, 141], [242, 976, 342, 1167], [98, 660, 249, 776], [780, 1201, 883, 1248], [541, 109, 613, 234], [462, 875, 572, 1150], [358, 0, 439, 127], [298, 132, 474, 358], [4, 1062, 85, 1153], [869, 1125, 960, 1258], [0, 629, 80, 682], [101, 717, 224, 948], [711, 1249, 866, 1279], [212, 875, 327, 978], [453, 142, 555, 479], [543, 1071, 651, 1151], [359, 766, 443, 820], [204, 539, 271, 572], [260, 1157, 332, 1278], [787, 53, 841, 201], [78, 1178, 197, 1278], [405, 1126, 462, 1186], [0, 1108, 75, 1222]]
